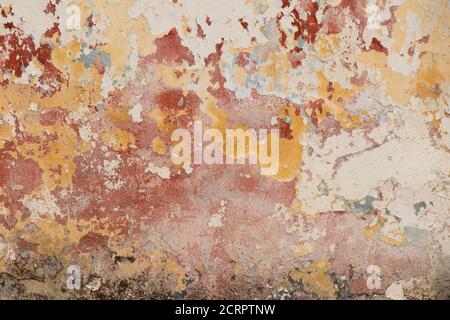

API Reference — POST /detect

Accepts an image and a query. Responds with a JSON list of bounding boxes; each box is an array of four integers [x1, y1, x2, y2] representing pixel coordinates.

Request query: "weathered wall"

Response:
[[0, 0, 449, 299]]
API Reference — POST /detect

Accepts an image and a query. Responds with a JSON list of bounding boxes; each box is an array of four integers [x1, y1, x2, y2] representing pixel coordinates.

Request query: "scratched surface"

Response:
[[0, 0, 449, 300]]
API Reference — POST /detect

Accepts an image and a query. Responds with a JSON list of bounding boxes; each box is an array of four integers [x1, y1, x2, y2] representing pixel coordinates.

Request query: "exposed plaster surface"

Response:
[[0, 0, 449, 299]]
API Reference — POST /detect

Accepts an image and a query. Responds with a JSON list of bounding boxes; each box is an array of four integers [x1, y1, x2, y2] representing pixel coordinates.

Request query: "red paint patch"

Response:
[[239, 18, 249, 31], [277, 117, 293, 140], [197, 23, 206, 39], [44, 23, 61, 39], [35, 43, 52, 65], [291, 1, 322, 44], [322, 5, 346, 34], [44, 1, 58, 15], [153, 89, 201, 129], [154, 28, 195, 66], [0, 154, 42, 197], [37, 62, 66, 97], [77, 232, 108, 253], [0, 32, 35, 77], [39, 107, 68, 126], [305, 99, 325, 126], [0, 153, 43, 229], [235, 52, 249, 68], [92, 53, 106, 75], [368, 38, 388, 55]]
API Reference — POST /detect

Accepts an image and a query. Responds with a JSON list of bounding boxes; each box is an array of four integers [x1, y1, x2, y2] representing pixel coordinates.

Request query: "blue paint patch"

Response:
[[317, 180, 329, 196], [404, 227, 426, 246], [79, 49, 111, 70], [345, 195, 376, 213], [413, 201, 427, 214], [283, 116, 292, 124], [262, 24, 273, 39]]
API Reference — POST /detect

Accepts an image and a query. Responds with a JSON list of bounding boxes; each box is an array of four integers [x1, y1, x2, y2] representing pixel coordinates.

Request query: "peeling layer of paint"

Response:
[[0, 0, 449, 300]]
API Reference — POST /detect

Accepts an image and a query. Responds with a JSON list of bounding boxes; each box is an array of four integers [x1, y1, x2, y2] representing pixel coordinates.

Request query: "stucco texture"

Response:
[[0, 0, 449, 299]]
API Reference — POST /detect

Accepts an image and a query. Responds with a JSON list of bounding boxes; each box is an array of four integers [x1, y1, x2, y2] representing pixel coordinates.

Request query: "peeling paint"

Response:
[[0, 0, 449, 300]]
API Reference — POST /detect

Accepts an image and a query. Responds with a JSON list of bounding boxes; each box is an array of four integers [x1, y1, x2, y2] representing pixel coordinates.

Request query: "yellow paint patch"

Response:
[[102, 129, 136, 151], [271, 105, 305, 182], [233, 65, 247, 86], [417, 54, 445, 100], [364, 215, 407, 246], [259, 52, 291, 93], [106, 106, 132, 125], [316, 72, 368, 129], [0, 124, 13, 148], [16, 122, 80, 190], [152, 136, 167, 155], [289, 259, 336, 299]]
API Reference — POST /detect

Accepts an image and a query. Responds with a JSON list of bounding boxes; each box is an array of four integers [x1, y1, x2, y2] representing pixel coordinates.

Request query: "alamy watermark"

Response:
[[171, 121, 280, 176]]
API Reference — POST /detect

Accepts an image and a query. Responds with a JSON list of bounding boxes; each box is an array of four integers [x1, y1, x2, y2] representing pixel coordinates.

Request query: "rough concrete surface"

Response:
[[0, 0, 449, 300]]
